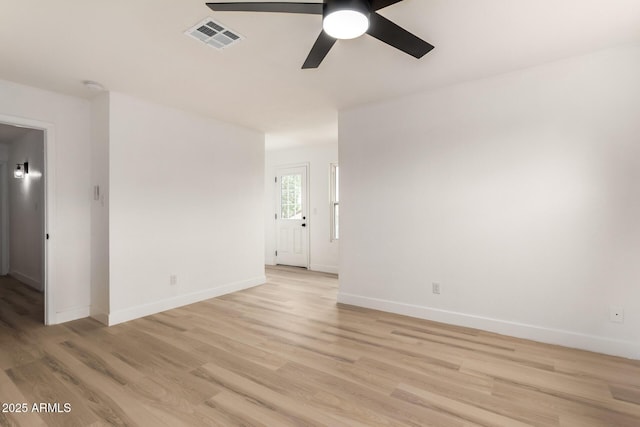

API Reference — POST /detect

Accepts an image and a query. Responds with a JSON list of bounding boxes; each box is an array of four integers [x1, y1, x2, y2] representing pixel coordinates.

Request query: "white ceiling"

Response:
[[1, 0, 639, 149]]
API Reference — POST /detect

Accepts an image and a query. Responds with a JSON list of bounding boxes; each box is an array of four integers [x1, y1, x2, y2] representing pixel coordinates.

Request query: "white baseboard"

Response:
[[108, 276, 266, 326], [9, 270, 42, 291], [310, 264, 339, 274], [337, 292, 640, 360], [55, 306, 90, 324]]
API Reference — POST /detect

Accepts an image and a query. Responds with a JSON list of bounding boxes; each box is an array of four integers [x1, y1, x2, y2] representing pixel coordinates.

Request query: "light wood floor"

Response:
[[1, 268, 640, 426]]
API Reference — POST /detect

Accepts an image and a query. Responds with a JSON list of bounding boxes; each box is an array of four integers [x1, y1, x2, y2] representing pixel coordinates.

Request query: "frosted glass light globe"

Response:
[[323, 10, 369, 39]]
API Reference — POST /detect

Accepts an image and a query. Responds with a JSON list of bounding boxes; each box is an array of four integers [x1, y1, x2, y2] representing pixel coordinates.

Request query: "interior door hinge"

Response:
[[275, 213, 277, 219], [275, 176, 277, 183], [275, 250, 278, 256]]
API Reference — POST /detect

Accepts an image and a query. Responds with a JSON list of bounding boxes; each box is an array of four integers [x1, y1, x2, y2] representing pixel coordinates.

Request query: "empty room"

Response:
[[0, 0, 639, 426]]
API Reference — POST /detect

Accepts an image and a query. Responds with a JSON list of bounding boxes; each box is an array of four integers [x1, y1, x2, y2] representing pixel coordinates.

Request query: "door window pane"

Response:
[[333, 203, 339, 240], [281, 174, 302, 219], [335, 165, 339, 202], [330, 163, 339, 241]]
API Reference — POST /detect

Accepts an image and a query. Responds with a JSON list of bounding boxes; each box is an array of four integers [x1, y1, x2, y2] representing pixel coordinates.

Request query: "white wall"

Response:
[[265, 143, 339, 273], [107, 92, 265, 324], [8, 130, 44, 290], [0, 143, 8, 275], [0, 79, 91, 323], [90, 92, 110, 323], [339, 45, 640, 359]]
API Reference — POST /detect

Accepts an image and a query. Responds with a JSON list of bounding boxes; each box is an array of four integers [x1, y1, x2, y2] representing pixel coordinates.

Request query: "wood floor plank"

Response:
[[393, 383, 534, 427], [39, 347, 138, 426], [184, 327, 288, 370], [1, 269, 639, 426], [5, 360, 99, 427], [277, 361, 467, 427], [493, 380, 640, 427], [196, 362, 353, 426], [203, 391, 307, 427], [0, 371, 47, 427], [611, 384, 640, 405], [462, 358, 640, 418], [356, 356, 559, 426]]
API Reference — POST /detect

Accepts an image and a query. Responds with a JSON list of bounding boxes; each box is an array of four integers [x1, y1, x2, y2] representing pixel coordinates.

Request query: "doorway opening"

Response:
[[0, 116, 54, 325], [275, 164, 310, 268]]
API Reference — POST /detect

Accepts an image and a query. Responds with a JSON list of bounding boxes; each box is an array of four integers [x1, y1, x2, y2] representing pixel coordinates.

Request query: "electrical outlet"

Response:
[[170, 275, 178, 286], [432, 282, 441, 295], [610, 306, 624, 323]]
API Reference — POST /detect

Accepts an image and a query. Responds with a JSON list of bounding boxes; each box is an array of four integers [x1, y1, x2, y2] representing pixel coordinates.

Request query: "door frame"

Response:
[[0, 114, 56, 325], [275, 162, 310, 269]]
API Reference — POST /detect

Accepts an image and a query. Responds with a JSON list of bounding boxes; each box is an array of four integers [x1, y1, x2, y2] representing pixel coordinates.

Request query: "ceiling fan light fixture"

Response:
[[205, 0, 434, 69], [323, 9, 369, 40]]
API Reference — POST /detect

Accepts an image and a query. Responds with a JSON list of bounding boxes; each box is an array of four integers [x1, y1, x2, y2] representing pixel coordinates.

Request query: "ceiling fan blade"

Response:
[[370, 0, 403, 11], [302, 31, 337, 69], [206, 2, 323, 14], [367, 12, 434, 58]]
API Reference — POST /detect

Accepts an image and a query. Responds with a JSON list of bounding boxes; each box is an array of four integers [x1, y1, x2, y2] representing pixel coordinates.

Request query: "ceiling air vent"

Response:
[[185, 18, 244, 50]]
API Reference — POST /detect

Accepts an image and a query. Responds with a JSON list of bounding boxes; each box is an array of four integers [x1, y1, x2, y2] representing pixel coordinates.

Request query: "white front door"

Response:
[[275, 165, 308, 268]]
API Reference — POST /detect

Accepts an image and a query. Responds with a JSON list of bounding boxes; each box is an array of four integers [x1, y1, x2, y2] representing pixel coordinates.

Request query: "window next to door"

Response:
[[330, 163, 339, 241]]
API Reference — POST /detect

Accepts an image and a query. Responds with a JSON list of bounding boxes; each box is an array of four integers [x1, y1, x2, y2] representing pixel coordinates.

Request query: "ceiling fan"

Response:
[[205, 0, 434, 69]]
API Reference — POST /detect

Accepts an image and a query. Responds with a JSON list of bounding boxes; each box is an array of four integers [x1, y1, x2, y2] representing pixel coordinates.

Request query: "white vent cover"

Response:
[[185, 18, 244, 50]]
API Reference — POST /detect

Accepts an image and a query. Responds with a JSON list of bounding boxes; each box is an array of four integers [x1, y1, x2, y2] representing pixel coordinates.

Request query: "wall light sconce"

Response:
[[14, 162, 29, 179]]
